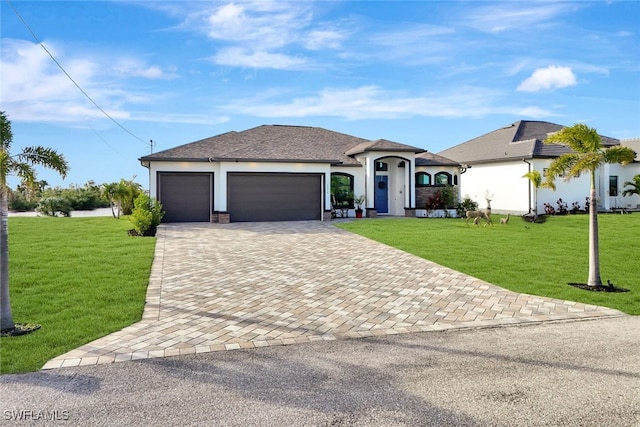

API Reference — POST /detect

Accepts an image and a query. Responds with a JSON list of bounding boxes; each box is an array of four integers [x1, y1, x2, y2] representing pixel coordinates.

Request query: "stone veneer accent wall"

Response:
[[416, 187, 459, 209]]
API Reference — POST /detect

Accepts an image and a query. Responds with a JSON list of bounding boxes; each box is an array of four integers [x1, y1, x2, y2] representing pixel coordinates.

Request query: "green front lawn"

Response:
[[1, 217, 156, 374], [337, 214, 639, 315]]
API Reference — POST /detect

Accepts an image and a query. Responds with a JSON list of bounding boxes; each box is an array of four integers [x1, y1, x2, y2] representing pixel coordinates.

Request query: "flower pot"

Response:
[[355, 209, 363, 218]]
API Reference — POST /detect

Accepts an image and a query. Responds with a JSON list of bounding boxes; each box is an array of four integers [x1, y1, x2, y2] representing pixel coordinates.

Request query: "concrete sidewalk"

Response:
[[43, 221, 624, 370]]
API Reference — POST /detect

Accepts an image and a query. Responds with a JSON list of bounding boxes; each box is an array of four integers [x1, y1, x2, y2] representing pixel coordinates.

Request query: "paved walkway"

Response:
[[43, 221, 624, 370]]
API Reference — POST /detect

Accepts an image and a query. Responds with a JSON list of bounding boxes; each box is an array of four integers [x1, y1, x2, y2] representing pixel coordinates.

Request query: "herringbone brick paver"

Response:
[[43, 221, 624, 370]]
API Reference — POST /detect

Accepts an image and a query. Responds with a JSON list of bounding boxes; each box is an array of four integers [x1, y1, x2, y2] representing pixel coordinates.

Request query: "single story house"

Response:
[[438, 120, 640, 215], [139, 125, 462, 223]]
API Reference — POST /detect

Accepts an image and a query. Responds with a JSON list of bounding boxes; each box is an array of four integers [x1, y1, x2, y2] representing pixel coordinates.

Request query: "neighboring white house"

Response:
[[438, 121, 640, 214], [139, 125, 462, 223]]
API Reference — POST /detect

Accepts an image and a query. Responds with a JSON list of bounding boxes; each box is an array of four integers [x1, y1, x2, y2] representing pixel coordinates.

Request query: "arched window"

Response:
[[415, 172, 431, 187], [434, 172, 452, 186], [331, 173, 354, 207]]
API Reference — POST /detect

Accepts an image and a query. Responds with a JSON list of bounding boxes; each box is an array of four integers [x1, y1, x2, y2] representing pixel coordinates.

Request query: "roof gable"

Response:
[[438, 120, 621, 163], [415, 151, 459, 167]]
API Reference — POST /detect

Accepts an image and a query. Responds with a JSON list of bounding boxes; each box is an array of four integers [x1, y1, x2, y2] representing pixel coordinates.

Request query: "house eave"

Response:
[[138, 157, 212, 163]]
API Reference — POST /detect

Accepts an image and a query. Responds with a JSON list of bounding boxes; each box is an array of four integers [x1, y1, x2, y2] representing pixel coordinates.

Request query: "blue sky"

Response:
[[2, 1, 639, 188]]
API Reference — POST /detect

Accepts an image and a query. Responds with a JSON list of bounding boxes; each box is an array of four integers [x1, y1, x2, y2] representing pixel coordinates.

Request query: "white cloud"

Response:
[[465, 3, 579, 33], [224, 85, 506, 120], [211, 47, 308, 69], [517, 66, 577, 92], [304, 29, 346, 50], [199, 1, 311, 49], [112, 59, 179, 79], [1, 38, 180, 123], [517, 106, 558, 118], [178, 2, 350, 68]]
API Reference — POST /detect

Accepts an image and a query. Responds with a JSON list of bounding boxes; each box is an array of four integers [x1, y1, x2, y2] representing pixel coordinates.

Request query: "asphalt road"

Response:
[[1, 317, 639, 427]]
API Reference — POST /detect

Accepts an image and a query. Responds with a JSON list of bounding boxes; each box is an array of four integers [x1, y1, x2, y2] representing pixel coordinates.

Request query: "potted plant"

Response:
[[353, 194, 365, 218]]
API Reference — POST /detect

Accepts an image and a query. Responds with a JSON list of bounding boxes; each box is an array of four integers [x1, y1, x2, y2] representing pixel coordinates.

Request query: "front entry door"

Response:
[[375, 175, 389, 214]]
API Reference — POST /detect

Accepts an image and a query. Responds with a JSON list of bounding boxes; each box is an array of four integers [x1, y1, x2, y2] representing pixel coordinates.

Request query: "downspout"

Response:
[[408, 158, 413, 208], [523, 158, 532, 214]]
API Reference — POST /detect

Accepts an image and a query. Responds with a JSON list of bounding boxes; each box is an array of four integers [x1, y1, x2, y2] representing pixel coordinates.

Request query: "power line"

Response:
[[5, 0, 151, 148]]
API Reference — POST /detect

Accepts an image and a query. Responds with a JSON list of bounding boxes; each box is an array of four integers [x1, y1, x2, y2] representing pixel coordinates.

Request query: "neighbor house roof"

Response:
[[437, 120, 620, 164], [140, 125, 424, 166], [620, 138, 640, 162]]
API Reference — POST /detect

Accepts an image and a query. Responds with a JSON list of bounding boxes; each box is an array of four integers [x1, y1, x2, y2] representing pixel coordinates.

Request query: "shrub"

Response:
[[36, 197, 72, 217], [8, 191, 38, 211], [130, 194, 164, 236], [456, 197, 478, 217], [426, 186, 456, 211]]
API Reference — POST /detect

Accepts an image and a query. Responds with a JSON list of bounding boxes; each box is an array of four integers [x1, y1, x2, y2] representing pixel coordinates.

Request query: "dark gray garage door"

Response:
[[228, 173, 322, 222], [158, 173, 212, 222]]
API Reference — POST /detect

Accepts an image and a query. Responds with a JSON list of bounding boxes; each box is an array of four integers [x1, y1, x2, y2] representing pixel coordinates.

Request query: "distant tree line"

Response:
[[7, 178, 143, 217]]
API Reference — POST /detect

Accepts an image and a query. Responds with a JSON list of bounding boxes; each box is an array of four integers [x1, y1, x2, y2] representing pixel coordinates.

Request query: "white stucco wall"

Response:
[[607, 162, 640, 210], [459, 162, 530, 214], [458, 158, 640, 215]]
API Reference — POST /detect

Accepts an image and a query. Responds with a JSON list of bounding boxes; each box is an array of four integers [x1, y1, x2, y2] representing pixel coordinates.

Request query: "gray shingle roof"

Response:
[[344, 139, 426, 156], [140, 125, 424, 165], [437, 120, 620, 164], [415, 151, 459, 167]]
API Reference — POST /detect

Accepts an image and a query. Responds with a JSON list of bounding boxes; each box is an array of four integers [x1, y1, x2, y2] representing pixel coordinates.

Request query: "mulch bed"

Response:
[[568, 283, 630, 293], [0, 323, 41, 337], [127, 226, 157, 237]]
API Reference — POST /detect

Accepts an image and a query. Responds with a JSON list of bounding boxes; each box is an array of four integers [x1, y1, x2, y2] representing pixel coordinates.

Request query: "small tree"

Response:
[[522, 170, 555, 220], [1, 111, 69, 333], [544, 123, 635, 288], [622, 174, 640, 197], [130, 193, 164, 236]]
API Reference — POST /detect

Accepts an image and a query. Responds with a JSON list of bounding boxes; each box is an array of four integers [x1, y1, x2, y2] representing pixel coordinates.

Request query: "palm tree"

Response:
[[1, 111, 69, 333], [522, 170, 555, 220], [101, 182, 125, 218], [622, 174, 640, 198], [543, 123, 636, 288]]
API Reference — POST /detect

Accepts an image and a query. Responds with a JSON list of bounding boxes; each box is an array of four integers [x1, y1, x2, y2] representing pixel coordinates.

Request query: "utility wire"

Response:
[[6, 0, 151, 148]]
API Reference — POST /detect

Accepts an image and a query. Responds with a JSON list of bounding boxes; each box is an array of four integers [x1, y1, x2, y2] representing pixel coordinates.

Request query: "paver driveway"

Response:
[[43, 221, 623, 369]]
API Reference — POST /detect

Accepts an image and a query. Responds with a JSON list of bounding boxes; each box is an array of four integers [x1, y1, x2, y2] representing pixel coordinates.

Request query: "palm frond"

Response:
[[522, 170, 542, 188], [622, 174, 640, 197], [544, 123, 602, 153], [17, 146, 69, 178], [0, 111, 13, 150], [603, 146, 636, 166]]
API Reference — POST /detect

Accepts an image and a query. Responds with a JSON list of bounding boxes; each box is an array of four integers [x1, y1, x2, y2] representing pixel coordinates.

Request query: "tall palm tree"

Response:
[[544, 123, 636, 288], [522, 170, 555, 220], [622, 174, 640, 197], [1, 111, 69, 333]]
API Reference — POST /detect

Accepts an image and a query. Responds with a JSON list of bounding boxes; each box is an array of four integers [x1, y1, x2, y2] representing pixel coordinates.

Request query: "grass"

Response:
[[337, 214, 640, 315], [1, 217, 156, 374]]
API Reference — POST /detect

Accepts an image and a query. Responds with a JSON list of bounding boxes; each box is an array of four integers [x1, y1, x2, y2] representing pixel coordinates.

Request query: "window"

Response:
[[331, 173, 354, 207], [376, 161, 388, 172], [415, 172, 431, 187], [609, 176, 618, 197], [434, 172, 452, 186]]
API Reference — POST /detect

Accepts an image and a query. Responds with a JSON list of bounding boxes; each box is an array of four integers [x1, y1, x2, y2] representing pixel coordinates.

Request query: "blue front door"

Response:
[[375, 175, 389, 213]]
